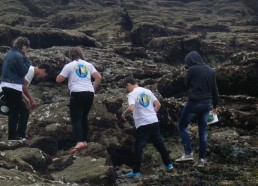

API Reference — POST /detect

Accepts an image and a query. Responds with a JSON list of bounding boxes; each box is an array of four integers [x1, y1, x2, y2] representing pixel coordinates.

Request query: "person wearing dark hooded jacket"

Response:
[[175, 51, 219, 167]]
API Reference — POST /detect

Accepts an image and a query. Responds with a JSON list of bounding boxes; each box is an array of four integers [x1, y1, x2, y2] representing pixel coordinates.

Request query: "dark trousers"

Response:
[[17, 100, 30, 137], [69, 91, 94, 142], [2, 87, 22, 139], [133, 122, 171, 173]]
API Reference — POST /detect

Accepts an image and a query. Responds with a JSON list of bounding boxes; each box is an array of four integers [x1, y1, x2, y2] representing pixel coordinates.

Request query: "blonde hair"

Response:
[[69, 47, 85, 61]]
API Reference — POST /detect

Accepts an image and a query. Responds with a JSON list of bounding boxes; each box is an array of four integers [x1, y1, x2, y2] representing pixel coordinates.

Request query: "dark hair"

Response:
[[38, 64, 51, 74], [13, 37, 30, 49], [68, 47, 85, 61], [124, 76, 137, 85]]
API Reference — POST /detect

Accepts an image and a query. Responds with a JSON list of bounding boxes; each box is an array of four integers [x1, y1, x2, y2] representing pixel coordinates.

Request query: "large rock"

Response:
[[216, 64, 258, 96], [51, 156, 114, 184], [27, 120, 73, 146], [219, 106, 258, 130], [210, 143, 258, 164], [27, 136, 58, 156], [0, 25, 97, 49], [4, 147, 51, 171], [157, 56, 258, 98], [89, 95, 118, 129], [148, 35, 202, 64], [131, 23, 177, 47], [0, 168, 69, 186], [157, 67, 187, 98]]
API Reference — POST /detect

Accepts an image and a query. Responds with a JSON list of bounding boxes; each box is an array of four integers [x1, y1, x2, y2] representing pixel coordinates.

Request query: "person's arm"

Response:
[[153, 100, 161, 113], [185, 69, 191, 88], [22, 80, 36, 108], [22, 93, 31, 108], [92, 71, 102, 92], [56, 75, 66, 83], [56, 65, 69, 83], [121, 104, 134, 120]]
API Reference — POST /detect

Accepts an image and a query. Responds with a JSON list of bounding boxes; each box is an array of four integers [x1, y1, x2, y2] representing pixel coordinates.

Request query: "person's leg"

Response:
[[81, 92, 94, 142], [197, 103, 210, 159], [150, 123, 171, 166], [17, 100, 30, 138], [133, 125, 150, 173], [177, 103, 196, 155], [2, 87, 22, 139], [69, 92, 83, 142]]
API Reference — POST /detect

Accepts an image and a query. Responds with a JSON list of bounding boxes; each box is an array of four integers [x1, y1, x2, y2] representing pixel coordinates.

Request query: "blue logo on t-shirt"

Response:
[[75, 64, 89, 78], [137, 93, 151, 107]]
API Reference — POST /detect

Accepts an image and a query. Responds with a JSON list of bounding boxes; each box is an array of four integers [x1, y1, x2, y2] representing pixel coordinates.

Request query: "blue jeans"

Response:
[[178, 102, 210, 159], [133, 122, 171, 173]]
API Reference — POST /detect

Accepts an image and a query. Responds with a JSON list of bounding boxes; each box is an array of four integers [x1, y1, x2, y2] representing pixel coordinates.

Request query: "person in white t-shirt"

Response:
[[17, 64, 50, 140], [56, 47, 102, 154], [121, 77, 173, 177]]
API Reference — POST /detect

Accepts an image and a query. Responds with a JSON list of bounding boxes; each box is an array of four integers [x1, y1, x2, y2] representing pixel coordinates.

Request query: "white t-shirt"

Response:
[[1, 66, 34, 91], [1, 82, 22, 91], [25, 66, 35, 85], [59, 59, 97, 93], [128, 87, 159, 128]]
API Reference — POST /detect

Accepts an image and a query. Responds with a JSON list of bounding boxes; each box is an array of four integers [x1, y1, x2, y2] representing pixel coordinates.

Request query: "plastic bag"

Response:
[[207, 111, 218, 125]]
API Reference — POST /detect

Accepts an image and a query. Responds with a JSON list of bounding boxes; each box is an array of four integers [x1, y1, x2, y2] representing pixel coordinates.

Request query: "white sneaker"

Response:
[[193, 158, 205, 167], [175, 153, 194, 162]]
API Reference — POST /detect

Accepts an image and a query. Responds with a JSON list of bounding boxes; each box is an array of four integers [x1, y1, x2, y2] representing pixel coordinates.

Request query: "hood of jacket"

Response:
[[184, 51, 204, 67]]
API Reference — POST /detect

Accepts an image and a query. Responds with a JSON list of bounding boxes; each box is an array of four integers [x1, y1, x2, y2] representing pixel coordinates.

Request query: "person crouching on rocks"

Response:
[[121, 77, 173, 177], [17, 64, 50, 140], [56, 47, 102, 154]]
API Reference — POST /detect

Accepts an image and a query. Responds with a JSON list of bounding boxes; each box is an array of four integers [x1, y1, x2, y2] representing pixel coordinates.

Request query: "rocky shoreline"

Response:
[[0, 0, 258, 185]]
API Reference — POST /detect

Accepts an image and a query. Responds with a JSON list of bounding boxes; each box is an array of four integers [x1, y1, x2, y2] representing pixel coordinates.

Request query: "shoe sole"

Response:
[[125, 175, 141, 177], [193, 165, 204, 167], [175, 158, 194, 162], [125, 173, 142, 177]]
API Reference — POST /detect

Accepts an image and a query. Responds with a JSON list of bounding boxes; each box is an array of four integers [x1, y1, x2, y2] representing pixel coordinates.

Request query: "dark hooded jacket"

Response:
[[185, 51, 219, 108]]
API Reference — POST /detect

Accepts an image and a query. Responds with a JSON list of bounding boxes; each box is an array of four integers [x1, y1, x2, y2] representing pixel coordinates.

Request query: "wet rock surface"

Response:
[[0, 0, 258, 185]]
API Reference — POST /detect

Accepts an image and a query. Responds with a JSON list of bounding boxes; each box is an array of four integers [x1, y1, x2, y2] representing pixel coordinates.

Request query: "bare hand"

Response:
[[30, 99, 36, 108]]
